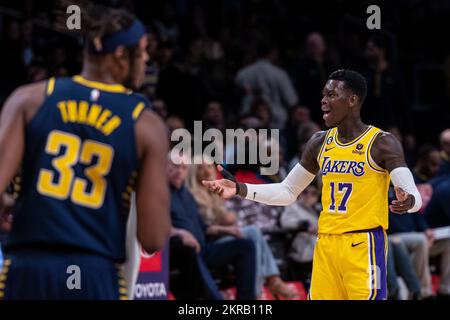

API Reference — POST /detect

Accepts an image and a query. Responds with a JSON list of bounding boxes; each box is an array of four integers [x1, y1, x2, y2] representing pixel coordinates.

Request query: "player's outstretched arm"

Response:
[[202, 131, 326, 206], [371, 132, 422, 213], [135, 110, 171, 252]]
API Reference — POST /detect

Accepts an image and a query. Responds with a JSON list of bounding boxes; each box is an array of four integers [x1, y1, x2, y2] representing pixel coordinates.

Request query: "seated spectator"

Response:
[[386, 236, 421, 300], [187, 156, 298, 299], [26, 58, 48, 83], [257, 137, 288, 183], [166, 115, 185, 133], [249, 99, 273, 129], [424, 176, 450, 298], [425, 176, 450, 228], [387, 126, 417, 167], [296, 121, 321, 149], [388, 181, 450, 299], [413, 145, 442, 184], [283, 105, 312, 161], [203, 101, 226, 132], [413, 145, 442, 209], [224, 114, 262, 166], [224, 160, 281, 232], [152, 98, 169, 120], [168, 154, 257, 300], [280, 184, 320, 289]]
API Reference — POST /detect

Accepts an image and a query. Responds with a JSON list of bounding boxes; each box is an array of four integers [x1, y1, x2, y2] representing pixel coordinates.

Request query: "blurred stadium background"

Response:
[[0, 0, 449, 300]]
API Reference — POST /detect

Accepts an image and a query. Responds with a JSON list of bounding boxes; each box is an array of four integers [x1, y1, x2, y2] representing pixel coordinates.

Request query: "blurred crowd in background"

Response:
[[0, 0, 450, 300]]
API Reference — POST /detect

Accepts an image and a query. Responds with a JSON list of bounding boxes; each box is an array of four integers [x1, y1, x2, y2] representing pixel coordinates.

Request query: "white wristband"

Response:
[[390, 167, 423, 213]]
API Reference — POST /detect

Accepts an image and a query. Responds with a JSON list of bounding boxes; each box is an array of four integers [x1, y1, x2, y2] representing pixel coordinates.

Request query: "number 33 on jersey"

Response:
[[37, 130, 114, 209]]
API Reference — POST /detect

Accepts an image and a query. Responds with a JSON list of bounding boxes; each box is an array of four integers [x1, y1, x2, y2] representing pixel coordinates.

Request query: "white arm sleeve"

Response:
[[244, 163, 315, 206], [389, 167, 423, 213]]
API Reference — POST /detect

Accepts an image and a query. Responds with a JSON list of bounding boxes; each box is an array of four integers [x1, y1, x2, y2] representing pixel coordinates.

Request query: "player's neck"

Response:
[[80, 63, 122, 85], [336, 117, 368, 143]]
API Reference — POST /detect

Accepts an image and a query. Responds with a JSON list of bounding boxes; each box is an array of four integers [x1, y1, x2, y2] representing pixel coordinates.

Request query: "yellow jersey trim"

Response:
[[72, 75, 129, 93], [316, 130, 332, 164], [132, 102, 145, 120], [366, 130, 386, 173], [370, 233, 378, 300], [0, 259, 10, 299], [335, 125, 372, 147], [46, 77, 55, 96]]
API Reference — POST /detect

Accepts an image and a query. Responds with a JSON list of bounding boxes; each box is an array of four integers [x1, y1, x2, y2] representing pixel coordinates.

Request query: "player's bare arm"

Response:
[[299, 130, 327, 175], [135, 110, 171, 252], [0, 82, 46, 209], [202, 131, 326, 205], [371, 132, 422, 213]]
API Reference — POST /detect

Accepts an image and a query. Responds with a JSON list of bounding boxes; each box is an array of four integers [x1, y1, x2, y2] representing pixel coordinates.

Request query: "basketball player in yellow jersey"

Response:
[[203, 69, 422, 300]]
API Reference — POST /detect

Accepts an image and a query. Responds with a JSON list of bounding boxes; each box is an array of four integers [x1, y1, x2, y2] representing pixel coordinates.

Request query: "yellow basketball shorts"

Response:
[[308, 227, 388, 300]]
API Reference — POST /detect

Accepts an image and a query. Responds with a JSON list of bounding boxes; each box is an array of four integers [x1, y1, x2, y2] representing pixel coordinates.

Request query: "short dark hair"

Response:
[[328, 69, 368, 104]]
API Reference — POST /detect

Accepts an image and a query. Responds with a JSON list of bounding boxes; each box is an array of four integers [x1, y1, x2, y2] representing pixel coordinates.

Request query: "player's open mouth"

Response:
[[323, 110, 331, 120]]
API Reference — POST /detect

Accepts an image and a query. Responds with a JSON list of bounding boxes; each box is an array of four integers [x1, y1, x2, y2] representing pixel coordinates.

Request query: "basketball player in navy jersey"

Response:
[[0, 4, 170, 299]]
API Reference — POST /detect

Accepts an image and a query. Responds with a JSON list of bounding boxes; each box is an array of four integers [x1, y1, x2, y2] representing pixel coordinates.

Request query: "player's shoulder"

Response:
[[308, 130, 328, 147], [12, 80, 47, 98], [372, 130, 402, 151], [135, 106, 168, 157], [5, 80, 48, 110], [302, 130, 328, 160], [122, 92, 154, 121], [370, 129, 404, 163], [127, 92, 152, 109]]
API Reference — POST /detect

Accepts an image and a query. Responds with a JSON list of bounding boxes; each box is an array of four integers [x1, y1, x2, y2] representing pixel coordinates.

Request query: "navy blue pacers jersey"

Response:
[[5, 76, 150, 263]]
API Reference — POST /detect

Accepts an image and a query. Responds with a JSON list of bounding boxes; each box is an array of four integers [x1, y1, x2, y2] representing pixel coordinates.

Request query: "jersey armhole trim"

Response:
[[46, 77, 55, 96], [132, 102, 146, 120], [367, 131, 387, 173], [316, 129, 331, 165]]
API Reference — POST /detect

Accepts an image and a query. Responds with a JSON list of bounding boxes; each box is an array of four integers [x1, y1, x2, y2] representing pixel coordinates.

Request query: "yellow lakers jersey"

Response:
[[317, 125, 390, 234]]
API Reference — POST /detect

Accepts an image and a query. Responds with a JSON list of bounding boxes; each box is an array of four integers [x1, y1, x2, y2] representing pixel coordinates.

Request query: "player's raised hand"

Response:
[[202, 165, 237, 199], [389, 186, 415, 214]]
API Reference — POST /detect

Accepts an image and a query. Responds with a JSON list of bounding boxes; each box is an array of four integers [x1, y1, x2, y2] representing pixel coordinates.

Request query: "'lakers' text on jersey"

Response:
[[5, 76, 150, 263], [316, 126, 390, 234]]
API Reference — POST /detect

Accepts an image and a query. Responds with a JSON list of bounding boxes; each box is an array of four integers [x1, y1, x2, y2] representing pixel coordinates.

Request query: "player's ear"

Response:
[[349, 94, 358, 108], [92, 37, 103, 52], [113, 46, 127, 60], [113, 46, 131, 74]]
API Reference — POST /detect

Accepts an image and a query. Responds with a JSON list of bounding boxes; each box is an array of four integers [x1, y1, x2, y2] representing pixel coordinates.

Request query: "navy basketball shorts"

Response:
[[0, 249, 128, 300]]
